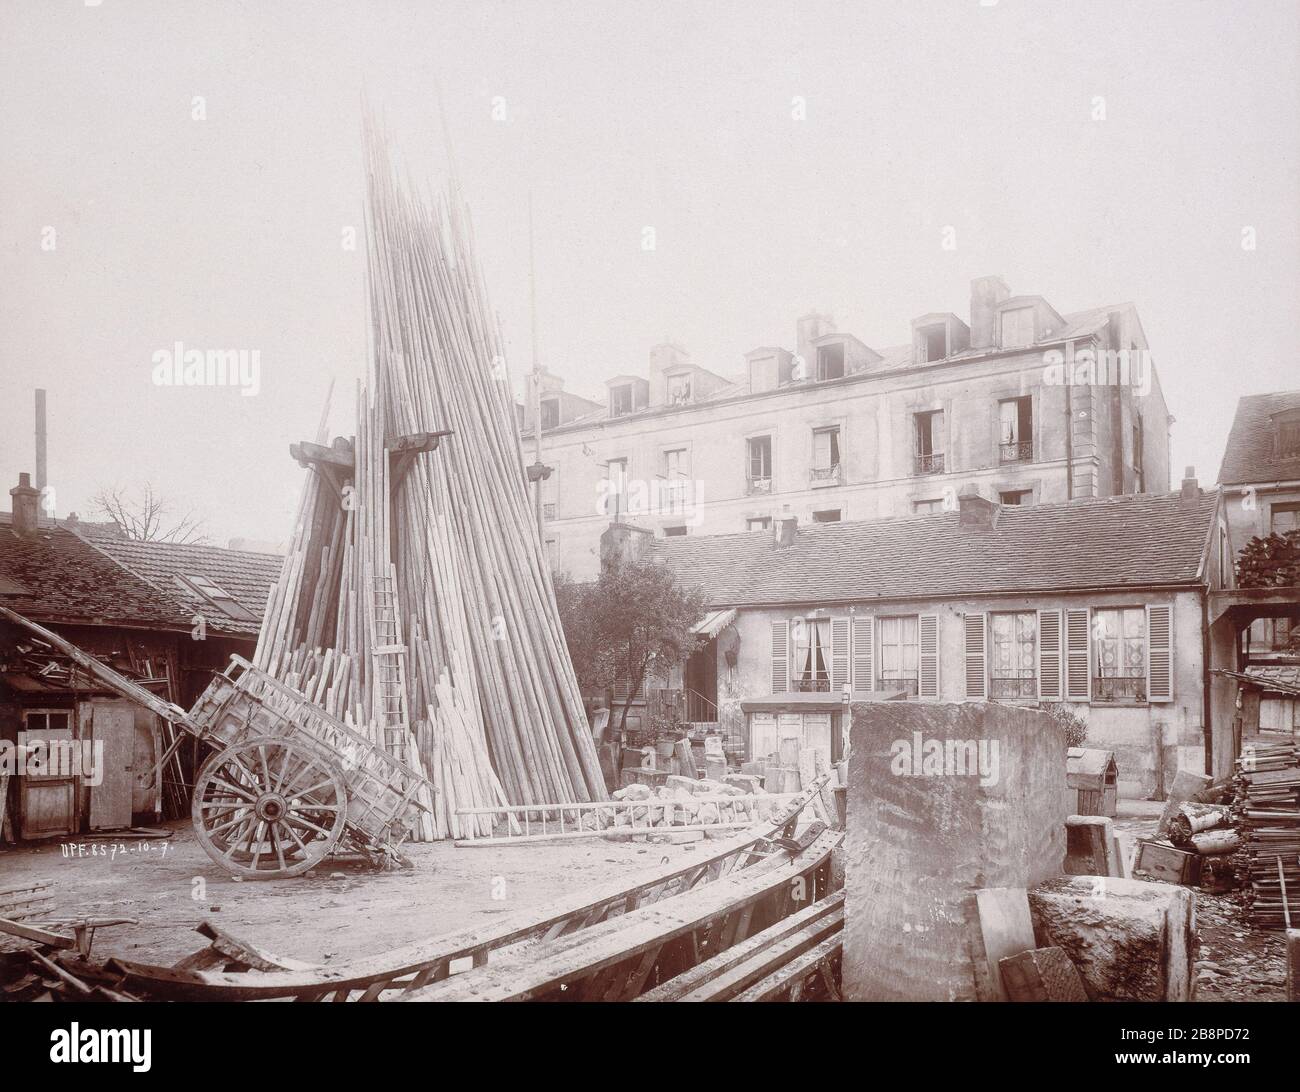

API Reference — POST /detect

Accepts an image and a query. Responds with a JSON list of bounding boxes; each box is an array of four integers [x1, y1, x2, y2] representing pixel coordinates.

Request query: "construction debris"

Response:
[[1028, 875, 1195, 1002], [1232, 739, 1300, 928]]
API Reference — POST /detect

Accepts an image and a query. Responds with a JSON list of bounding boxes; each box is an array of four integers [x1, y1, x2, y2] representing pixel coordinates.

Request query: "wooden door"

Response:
[[18, 728, 76, 839], [89, 702, 135, 830]]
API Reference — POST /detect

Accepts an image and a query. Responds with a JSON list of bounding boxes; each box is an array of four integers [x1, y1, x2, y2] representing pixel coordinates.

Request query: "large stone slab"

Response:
[[1028, 875, 1195, 1001], [842, 702, 1070, 1002]]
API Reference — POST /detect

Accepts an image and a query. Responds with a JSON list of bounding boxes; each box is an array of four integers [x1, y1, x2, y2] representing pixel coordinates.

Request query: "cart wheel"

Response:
[[193, 736, 347, 880]]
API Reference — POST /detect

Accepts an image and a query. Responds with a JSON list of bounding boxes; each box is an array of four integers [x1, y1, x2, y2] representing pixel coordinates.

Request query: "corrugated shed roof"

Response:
[[1216, 390, 1300, 486], [650, 490, 1218, 608]]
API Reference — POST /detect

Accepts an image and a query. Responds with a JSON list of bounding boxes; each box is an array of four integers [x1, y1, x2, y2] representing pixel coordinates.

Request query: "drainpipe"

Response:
[[1064, 340, 1074, 500], [1201, 594, 1213, 777]]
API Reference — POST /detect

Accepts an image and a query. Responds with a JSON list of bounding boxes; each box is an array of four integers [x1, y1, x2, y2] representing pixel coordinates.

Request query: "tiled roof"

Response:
[[82, 535, 283, 636], [0, 525, 191, 629], [650, 490, 1218, 608], [1216, 390, 1300, 486]]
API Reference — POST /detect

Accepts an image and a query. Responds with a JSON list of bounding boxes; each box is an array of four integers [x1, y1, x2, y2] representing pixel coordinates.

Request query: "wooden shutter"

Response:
[[852, 615, 874, 692], [1146, 604, 1173, 702], [1065, 608, 1091, 701], [1037, 609, 1063, 701], [963, 613, 987, 699], [771, 619, 789, 694], [918, 614, 940, 698], [830, 617, 850, 693]]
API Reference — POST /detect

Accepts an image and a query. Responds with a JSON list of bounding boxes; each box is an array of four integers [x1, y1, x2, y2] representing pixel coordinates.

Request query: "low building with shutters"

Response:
[[644, 481, 1229, 799]]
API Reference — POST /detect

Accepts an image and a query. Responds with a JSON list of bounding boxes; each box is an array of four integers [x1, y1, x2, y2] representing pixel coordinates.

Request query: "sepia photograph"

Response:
[[1, 0, 1298, 1063]]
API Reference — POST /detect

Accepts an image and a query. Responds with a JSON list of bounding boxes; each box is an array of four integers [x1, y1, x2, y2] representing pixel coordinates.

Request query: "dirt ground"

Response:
[[1112, 812, 1288, 1003], [0, 820, 690, 968], [2, 812, 1289, 1000]]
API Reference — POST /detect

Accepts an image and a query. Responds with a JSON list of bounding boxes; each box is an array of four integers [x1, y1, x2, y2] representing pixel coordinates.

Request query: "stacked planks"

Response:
[[246, 118, 604, 838], [1233, 740, 1300, 927]]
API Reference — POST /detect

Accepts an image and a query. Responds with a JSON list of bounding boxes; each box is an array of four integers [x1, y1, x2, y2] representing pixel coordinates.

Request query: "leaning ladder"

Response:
[[368, 565, 410, 759]]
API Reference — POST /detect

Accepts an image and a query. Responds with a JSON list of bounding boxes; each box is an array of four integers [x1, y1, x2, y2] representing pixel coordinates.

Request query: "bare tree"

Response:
[[91, 483, 207, 544]]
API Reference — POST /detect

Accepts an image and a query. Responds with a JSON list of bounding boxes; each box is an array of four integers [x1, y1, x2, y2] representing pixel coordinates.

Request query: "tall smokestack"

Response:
[[35, 389, 47, 493]]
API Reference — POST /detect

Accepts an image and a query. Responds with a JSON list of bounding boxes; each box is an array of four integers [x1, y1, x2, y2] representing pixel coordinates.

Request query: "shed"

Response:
[[1066, 747, 1119, 817]]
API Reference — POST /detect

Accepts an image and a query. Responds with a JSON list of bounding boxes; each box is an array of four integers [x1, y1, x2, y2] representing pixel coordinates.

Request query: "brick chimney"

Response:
[[773, 514, 798, 548], [969, 275, 1010, 350], [9, 472, 40, 537], [600, 521, 654, 571], [1179, 466, 1199, 502], [795, 313, 835, 374], [958, 485, 1000, 529]]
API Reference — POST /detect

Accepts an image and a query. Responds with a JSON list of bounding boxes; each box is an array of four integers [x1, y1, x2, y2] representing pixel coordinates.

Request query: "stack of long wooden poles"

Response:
[[246, 117, 605, 839]]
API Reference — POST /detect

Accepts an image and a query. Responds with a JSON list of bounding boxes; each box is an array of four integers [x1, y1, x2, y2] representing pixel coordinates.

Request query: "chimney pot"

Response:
[[773, 515, 798, 548], [9, 472, 41, 537], [957, 485, 1000, 529], [969, 275, 1010, 350], [1180, 466, 1199, 501]]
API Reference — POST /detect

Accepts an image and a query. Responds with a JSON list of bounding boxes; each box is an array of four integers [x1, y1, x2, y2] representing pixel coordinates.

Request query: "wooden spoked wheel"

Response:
[[193, 736, 348, 879]]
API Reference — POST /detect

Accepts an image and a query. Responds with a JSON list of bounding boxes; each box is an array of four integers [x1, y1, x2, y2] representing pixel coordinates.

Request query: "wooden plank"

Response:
[[729, 933, 842, 1002], [974, 888, 1036, 1002], [397, 829, 840, 1002], [638, 892, 844, 1001]]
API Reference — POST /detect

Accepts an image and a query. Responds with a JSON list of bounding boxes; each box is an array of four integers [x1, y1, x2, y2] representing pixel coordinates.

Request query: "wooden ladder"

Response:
[[369, 567, 410, 757]]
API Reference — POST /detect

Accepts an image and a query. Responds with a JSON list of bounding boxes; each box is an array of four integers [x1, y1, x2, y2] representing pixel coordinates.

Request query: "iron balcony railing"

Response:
[[990, 676, 1037, 699], [878, 676, 920, 697], [999, 440, 1034, 464], [810, 464, 841, 486], [793, 678, 831, 693], [746, 475, 773, 495], [1093, 676, 1146, 702], [913, 452, 945, 475]]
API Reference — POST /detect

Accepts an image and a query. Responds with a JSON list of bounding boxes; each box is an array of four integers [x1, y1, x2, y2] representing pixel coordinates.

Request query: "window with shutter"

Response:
[[852, 616, 874, 692], [1065, 608, 1091, 701], [1147, 604, 1173, 702], [963, 613, 987, 699], [830, 617, 850, 693], [771, 619, 789, 694], [919, 614, 940, 698], [1038, 609, 1063, 700]]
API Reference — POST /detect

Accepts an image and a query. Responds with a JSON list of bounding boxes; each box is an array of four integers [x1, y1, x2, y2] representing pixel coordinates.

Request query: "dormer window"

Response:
[[1276, 411, 1300, 459], [540, 398, 559, 430], [999, 307, 1035, 349], [610, 383, 634, 417], [666, 372, 693, 405], [918, 323, 947, 362], [173, 574, 258, 623], [816, 344, 845, 381]]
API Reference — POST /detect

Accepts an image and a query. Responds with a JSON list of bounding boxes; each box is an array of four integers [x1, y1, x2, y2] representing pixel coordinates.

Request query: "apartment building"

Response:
[[1216, 389, 1300, 657], [524, 276, 1173, 580]]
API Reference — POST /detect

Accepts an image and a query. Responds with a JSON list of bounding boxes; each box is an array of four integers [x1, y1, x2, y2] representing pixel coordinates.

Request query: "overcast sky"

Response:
[[1, 0, 1297, 547]]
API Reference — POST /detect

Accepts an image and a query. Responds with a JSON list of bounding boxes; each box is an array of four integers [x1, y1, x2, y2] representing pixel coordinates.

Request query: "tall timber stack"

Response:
[[249, 118, 606, 839], [1232, 740, 1300, 927]]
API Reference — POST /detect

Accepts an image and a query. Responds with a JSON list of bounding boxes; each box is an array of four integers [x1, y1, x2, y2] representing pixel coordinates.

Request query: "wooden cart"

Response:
[[184, 655, 431, 879]]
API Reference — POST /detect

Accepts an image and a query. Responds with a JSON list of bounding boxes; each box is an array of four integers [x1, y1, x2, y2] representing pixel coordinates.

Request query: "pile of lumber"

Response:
[[1232, 740, 1300, 927], [1236, 529, 1300, 588], [248, 118, 604, 839]]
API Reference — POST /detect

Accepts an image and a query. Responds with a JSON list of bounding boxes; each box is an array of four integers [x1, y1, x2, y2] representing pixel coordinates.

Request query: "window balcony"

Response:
[[913, 452, 945, 476], [877, 677, 920, 698], [990, 676, 1037, 699], [792, 677, 830, 693], [810, 464, 841, 488], [1092, 676, 1146, 703], [999, 441, 1034, 464], [746, 476, 773, 496]]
